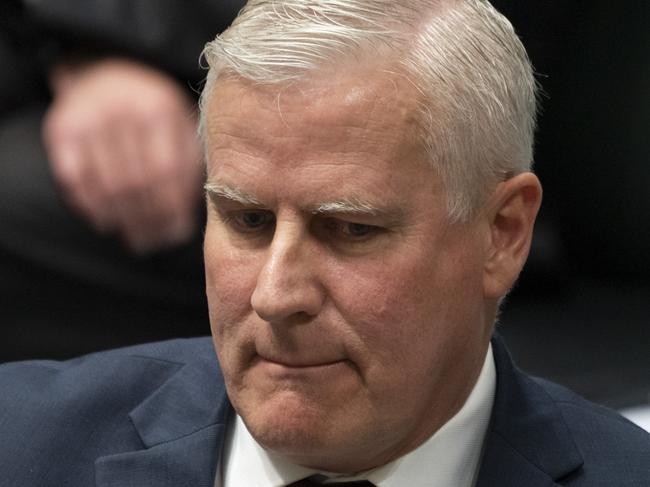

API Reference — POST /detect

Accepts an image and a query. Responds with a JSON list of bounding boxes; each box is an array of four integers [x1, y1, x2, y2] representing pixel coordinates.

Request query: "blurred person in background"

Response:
[[0, 0, 245, 361]]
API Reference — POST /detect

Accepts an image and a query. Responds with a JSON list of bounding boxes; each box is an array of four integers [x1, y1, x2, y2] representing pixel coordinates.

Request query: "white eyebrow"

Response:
[[311, 198, 384, 216], [204, 182, 262, 206], [205, 183, 400, 221]]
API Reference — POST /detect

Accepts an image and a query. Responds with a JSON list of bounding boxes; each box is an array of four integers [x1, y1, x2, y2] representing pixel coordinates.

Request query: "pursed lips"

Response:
[[256, 353, 346, 369]]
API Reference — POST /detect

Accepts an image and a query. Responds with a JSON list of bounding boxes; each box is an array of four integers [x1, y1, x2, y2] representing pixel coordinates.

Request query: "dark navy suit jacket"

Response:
[[1, 336, 648, 486]]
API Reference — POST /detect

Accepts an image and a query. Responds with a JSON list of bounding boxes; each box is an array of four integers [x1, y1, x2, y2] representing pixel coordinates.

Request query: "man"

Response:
[[1, 1, 648, 486]]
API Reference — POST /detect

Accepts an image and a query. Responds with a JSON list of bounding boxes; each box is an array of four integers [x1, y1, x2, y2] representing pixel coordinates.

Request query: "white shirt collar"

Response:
[[220, 344, 496, 487]]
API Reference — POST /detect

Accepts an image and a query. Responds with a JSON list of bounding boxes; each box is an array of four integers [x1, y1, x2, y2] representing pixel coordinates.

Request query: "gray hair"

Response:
[[200, 0, 537, 221]]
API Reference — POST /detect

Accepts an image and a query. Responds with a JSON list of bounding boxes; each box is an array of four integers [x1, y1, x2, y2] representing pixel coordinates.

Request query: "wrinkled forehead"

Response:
[[204, 66, 423, 159]]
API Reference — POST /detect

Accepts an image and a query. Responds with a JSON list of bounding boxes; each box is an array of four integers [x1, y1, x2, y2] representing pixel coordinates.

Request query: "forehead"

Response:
[[205, 68, 422, 161], [203, 68, 443, 211]]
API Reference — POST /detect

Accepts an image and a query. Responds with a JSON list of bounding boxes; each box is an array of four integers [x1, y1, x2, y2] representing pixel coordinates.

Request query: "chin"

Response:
[[239, 390, 338, 459]]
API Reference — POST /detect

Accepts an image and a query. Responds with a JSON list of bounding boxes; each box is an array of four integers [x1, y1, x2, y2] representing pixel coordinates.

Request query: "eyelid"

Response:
[[221, 208, 276, 234], [318, 217, 384, 242], [311, 206, 403, 229]]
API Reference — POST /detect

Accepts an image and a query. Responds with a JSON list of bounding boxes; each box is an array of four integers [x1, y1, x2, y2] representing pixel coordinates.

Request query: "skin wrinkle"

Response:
[[208, 146, 414, 191]]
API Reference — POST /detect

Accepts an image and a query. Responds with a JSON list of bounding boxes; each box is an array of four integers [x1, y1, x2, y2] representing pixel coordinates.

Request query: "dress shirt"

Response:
[[218, 344, 495, 487]]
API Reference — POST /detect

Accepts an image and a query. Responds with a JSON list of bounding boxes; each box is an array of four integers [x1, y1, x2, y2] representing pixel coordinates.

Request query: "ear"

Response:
[[483, 172, 542, 299]]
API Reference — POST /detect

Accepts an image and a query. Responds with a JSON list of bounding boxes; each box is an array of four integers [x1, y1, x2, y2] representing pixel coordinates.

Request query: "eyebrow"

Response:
[[204, 182, 402, 221], [204, 182, 262, 206], [309, 198, 387, 217]]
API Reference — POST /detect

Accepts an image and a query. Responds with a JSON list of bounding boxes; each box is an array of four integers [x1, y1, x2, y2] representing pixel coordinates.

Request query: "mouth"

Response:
[[253, 353, 352, 380], [257, 354, 345, 369]]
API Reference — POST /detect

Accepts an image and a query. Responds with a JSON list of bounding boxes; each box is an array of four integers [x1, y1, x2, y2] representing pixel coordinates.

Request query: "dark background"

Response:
[[493, 0, 650, 409]]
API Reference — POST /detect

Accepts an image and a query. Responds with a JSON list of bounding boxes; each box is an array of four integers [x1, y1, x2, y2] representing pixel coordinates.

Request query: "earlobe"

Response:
[[483, 172, 542, 299]]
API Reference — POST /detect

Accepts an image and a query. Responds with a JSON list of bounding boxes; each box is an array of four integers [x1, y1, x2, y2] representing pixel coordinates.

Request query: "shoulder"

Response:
[[0, 337, 220, 441], [488, 336, 650, 486], [0, 337, 226, 485], [0, 336, 219, 401], [534, 376, 650, 451], [532, 376, 650, 485], [0, 336, 216, 387], [1, 336, 215, 369], [0, 336, 218, 408]]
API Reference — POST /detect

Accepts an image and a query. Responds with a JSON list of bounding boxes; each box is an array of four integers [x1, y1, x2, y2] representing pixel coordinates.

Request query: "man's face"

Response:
[[204, 70, 494, 473]]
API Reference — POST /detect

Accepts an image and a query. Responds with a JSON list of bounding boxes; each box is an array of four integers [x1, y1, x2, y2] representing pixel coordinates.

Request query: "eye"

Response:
[[344, 222, 377, 238], [228, 210, 276, 233], [320, 219, 382, 242], [242, 211, 272, 228]]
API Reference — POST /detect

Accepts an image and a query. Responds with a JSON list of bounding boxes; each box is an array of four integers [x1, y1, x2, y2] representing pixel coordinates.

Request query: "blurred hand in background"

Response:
[[43, 58, 203, 254]]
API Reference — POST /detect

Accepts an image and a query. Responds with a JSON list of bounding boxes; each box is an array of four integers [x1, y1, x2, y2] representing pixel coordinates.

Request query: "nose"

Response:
[[250, 223, 325, 323]]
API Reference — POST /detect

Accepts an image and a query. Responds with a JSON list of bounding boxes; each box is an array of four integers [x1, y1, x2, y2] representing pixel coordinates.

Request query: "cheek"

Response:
[[326, 259, 430, 369], [204, 228, 264, 391], [204, 226, 259, 335], [326, 243, 485, 369]]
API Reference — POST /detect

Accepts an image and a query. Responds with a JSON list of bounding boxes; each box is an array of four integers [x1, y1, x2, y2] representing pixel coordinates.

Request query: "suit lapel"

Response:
[[475, 335, 584, 487], [95, 346, 233, 487], [95, 423, 227, 487]]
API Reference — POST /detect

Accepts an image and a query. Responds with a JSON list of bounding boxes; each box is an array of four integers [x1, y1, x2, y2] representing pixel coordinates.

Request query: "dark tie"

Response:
[[287, 479, 375, 487]]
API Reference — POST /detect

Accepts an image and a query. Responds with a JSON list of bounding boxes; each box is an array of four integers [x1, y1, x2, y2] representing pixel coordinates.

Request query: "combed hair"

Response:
[[200, 0, 537, 221]]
